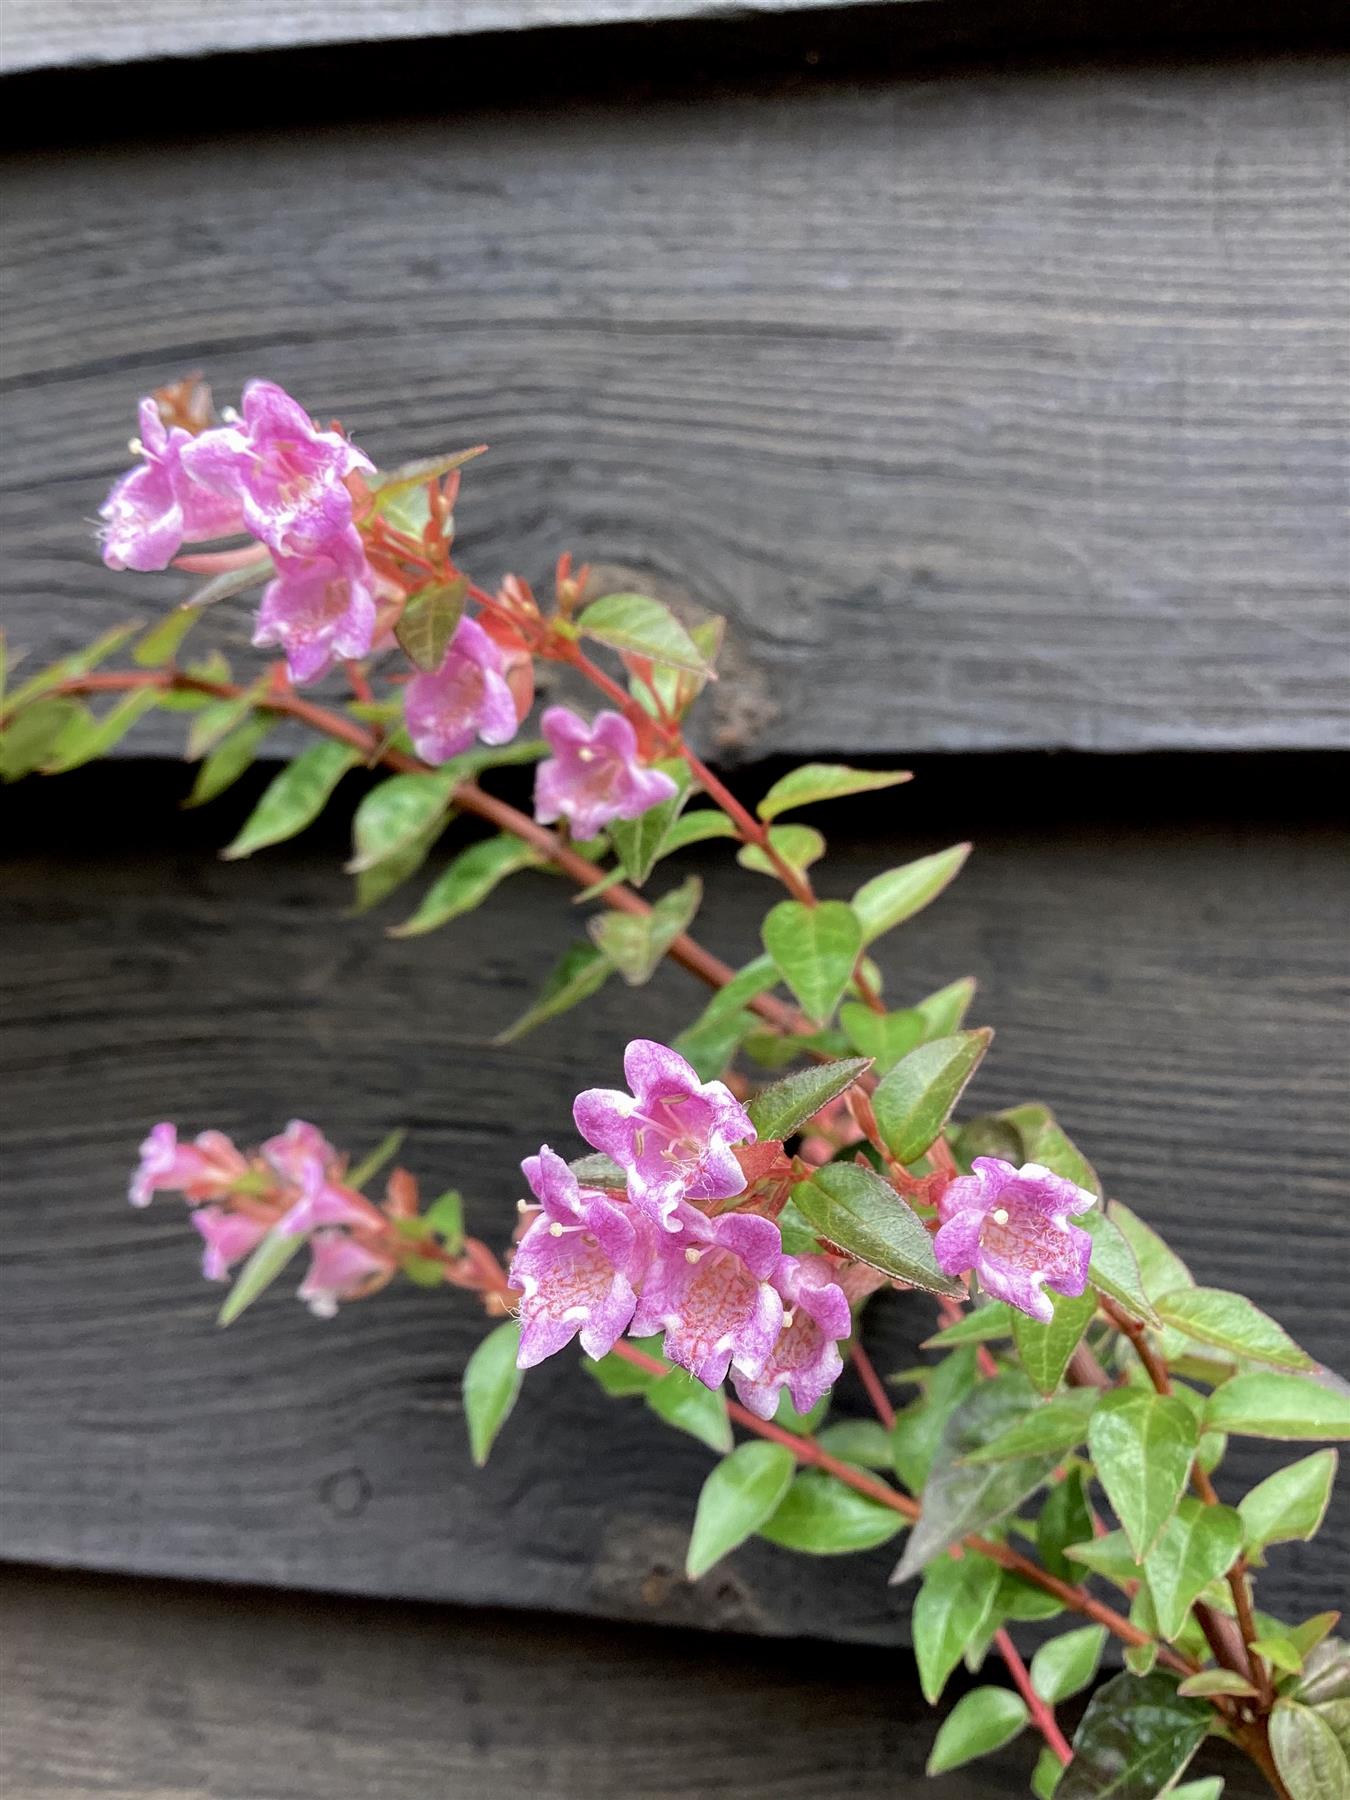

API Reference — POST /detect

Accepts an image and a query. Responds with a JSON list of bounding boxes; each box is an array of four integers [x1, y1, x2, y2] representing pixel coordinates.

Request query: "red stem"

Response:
[[850, 1340, 897, 1430], [993, 1628, 1073, 1765]]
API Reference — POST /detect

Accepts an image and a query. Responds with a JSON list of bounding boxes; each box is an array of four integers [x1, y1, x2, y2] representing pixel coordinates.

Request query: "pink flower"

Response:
[[252, 535, 377, 684], [509, 1145, 647, 1368], [533, 707, 678, 841], [631, 1206, 784, 1391], [403, 616, 519, 765], [933, 1157, 1096, 1324], [297, 1230, 392, 1318], [731, 1254, 850, 1419], [191, 1206, 269, 1282], [179, 379, 372, 561], [260, 1119, 340, 1184], [100, 397, 245, 572], [128, 1122, 247, 1208], [262, 1120, 378, 1237], [573, 1039, 756, 1230]]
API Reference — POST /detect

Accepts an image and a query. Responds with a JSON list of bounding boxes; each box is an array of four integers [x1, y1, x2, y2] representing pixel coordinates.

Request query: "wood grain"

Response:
[[3, 53, 1347, 756], [1, 762, 1344, 1640], [0, 1564, 1271, 1799]]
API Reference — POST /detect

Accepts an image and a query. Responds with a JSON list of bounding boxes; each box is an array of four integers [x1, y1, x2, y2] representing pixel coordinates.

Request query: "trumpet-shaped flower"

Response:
[[128, 1122, 247, 1208], [730, 1254, 850, 1419], [403, 616, 519, 765], [297, 1230, 392, 1317], [630, 1205, 784, 1390], [933, 1156, 1096, 1324], [509, 1145, 647, 1368], [100, 397, 245, 571], [191, 1206, 269, 1282], [573, 1039, 756, 1230], [533, 707, 677, 841], [252, 537, 378, 684]]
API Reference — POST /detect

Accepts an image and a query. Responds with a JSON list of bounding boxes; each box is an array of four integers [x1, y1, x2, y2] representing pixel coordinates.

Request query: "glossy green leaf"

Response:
[[1031, 1625, 1107, 1703], [352, 813, 447, 912], [772, 1389, 830, 1435], [579, 592, 709, 674], [568, 1152, 627, 1187], [184, 555, 273, 611], [1107, 1200, 1194, 1299], [1166, 1781, 1225, 1800], [791, 1163, 962, 1297], [654, 807, 738, 858], [1206, 1373, 1350, 1441], [1082, 1210, 1161, 1327], [1270, 1701, 1350, 1800], [463, 1321, 523, 1466], [369, 444, 486, 506], [892, 1375, 1062, 1581], [185, 688, 260, 760], [756, 762, 911, 822], [645, 1368, 733, 1452], [737, 822, 825, 877], [759, 1468, 904, 1554], [185, 713, 274, 806], [914, 975, 978, 1041], [1058, 1670, 1210, 1800], [589, 875, 702, 986], [394, 577, 467, 671], [838, 1003, 925, 1078], [962, 1386, 1097, 1463], [1087, 1389, 1198, 1559], [922, 1302, 1015, 1349], [745, 1055, 872, 1143], [493, 941, 616, 1045], [348, 772, 455, 873], [891, 1348, 978, 1494], [1012, 1288, 1098, 1396], [849, 843, 970, 946], [814, 1420, 895, 1469], [0, 696, 85, 779], [345, 1128, 406, 1192], [44, 687, 159, 772], [1144, 1498, 1243, 1640], [1254, 1635, 1306, 1677], [686, 1442, 796, 1579], [871, 1030, 991, 1165], [217, 1226, 305, 1326], [999, 1103, 1102, 1198], [2, 619, 142, 712], [1155, 1287, 1314, 1372], [607, 760, 692, 885], [761, 899, 862, 1023], [584, 1347, 660, 1398], [1238, 1450, 1339, 1553], [221, 741, 359, 858], [926, 1686, 1028, 1775], [420, 1189, 465, 1254], [391, 834, 542, 936], [133, 603, 202, 667], [1177, 1668, 1260, 1700], [1063, 1530, 1144, 1588], [913, 1549, 1004, 1703], [672, 1005, 756, 1083], [1036, 1467, 1095, 1582], [1291, 1636, 1350, 1706], [1033, 1746, 1067, 1799]]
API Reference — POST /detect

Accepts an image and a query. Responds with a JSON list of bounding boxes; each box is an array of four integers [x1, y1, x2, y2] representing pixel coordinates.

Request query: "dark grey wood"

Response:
[[3, 53, 1347, 758], [1, 763, 1345, 1641], [0, 1566, 1271, 1799]]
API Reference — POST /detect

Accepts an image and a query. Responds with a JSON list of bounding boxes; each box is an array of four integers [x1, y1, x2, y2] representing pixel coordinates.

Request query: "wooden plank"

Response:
[[0, 1564, 1271, 1799], [2, 53, 1347, 757], [1, 761, 1345, 1639]]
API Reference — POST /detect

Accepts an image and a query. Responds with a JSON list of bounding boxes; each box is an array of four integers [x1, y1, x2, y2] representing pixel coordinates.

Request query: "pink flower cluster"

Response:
[[508, 1040, 851, 1420], [100, 381, 378, 686], [129, 1119, 391, 1316]]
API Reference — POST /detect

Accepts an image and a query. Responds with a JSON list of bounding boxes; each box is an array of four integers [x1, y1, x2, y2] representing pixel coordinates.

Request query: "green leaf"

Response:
[[1144, 1498, 1243, 1640], [217, 1226, 305, 1326], [759, 1468, 904, 1554], [1012, 1288, 1098, 1397], [185, 714, 274, 806], [1033, 1746, 1067, 1799], [814, 1420, 895, 1469], [579, 592, 709, 674], [849, 843, 970, 946], [761, 899, 862, 1023], [352, 815, 448, 913], [1206, 1373, 1350, 1441], [345, 1128, 406, 1192], [685, 1442, 796, 1579], [1177, 1668, 1260, 1699], [1270, 1701, 1350, 1800], [463, 1321, 523, 1466], [133, 603, 202, 667], [926, 1686, 1028, 1775], [2, 619, 142, 712], [1064, 1530, 1145, 1588], [1294, 1637, 1350, 1707], [999, 1103, 1102, 1198], [1155, 1288, 1314, 1372], [1081, 1210, 1161, 1328], [421, 1189, 465, 1254], [183, 555, 273, 611], [221, 741, 359, 858], [370, 444, 487, 506], [773, 1389, 830, 1435], [607, 760, 692, 885], [871, 1030, 992, 1165], [589, 875, 702, 985], [1087, 1388, 1198, 1560], [1107, 1200, 1195, 1300], [913, 1549, 1004, 1703], [654, 807, 738, 858], [791, 1164, 962, 1297], [0, 696, 85, 779], [1037, 1467, 1095, 1582], [672, 1005, 756, 1082], [1059, 1671, 1210, 1800], [914, 975, 978, 1040], [1239, 1450, 1339, 1553], [493, 941, 616, 1045], [1166, 1782, 1225, 1800], [1254, 1636, 1306, 1677], [584, 1347, 660, 1398], [922, 1303, 1015, 1349], [1031, 1625, 1108, 1703], [43, 688, 159, 772], [686, 953, 781, 1027], [348, 772, 455, 873], [391, 834, 542, 936], [394, 577, 467, 672], [892, 1348, 979, 1494], [186, 688, 261, 760], [838, 1004, 925, 1078], [756, 762, 912, 822], [645, 1368, 732, 1452], [737, 822, 825, 877], [568, 1152, 627, 1187], [962, 1387, 1098, 1464], [745, 1056, 872, 1143], [892, 1375, 1062, 1581]]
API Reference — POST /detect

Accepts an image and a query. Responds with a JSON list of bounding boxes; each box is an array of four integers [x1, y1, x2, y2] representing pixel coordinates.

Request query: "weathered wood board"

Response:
[[3, 53, 1347, 757], [1, 761, 1344, 1641], [0, 1565, 1272, 1799]]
